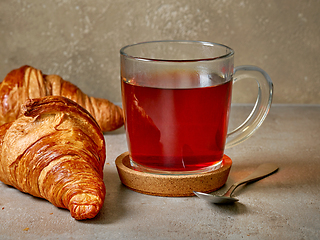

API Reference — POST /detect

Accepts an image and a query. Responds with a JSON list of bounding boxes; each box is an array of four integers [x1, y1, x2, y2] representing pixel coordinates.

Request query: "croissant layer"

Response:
[[0, 96, 106, 220], [0, 65, 124, 132]]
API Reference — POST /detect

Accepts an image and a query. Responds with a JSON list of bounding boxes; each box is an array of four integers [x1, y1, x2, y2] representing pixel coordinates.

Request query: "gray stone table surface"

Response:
[[0, 105, 319, 239]]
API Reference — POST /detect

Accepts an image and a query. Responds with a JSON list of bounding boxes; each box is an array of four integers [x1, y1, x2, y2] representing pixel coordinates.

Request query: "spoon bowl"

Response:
[[194, 163, 279, 204]]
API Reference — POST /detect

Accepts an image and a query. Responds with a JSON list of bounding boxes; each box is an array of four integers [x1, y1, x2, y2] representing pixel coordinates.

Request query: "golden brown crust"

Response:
[[0, 66, 124, 132], [0, 65, 28, 124], [0, 96, 106, 220]]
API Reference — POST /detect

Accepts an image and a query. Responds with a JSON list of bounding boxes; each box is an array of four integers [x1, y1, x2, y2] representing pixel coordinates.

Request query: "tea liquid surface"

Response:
[[122, 71, 232, 172]]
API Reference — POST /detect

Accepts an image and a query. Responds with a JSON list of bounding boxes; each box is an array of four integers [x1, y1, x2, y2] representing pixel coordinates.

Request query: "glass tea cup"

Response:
[[120, 40, 273, 174]]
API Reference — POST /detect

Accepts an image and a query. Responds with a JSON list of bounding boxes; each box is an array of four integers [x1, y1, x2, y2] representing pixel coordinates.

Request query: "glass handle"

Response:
[[225, 65, 273, 149]]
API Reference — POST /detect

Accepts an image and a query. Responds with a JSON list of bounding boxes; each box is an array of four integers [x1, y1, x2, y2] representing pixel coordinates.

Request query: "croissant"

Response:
[[0, 65, 123, 132], [0, 96, 106, 220]]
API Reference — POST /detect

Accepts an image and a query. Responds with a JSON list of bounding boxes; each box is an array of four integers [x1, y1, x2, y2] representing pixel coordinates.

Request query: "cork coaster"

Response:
[[115, 152, 232, 197]]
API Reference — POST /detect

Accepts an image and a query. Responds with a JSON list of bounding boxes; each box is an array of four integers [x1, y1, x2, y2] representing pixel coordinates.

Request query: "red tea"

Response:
[[121, 71, 232, 172]]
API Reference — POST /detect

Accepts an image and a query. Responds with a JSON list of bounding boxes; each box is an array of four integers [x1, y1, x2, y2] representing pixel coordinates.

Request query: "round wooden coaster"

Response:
[[115, 152, 232, 197]]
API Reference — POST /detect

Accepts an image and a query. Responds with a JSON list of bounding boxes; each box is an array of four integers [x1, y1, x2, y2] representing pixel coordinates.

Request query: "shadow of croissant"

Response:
[[82, 170, 129, 224]]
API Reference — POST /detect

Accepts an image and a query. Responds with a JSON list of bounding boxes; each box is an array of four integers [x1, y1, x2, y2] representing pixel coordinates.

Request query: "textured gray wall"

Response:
[[1, 0, 319, 104]]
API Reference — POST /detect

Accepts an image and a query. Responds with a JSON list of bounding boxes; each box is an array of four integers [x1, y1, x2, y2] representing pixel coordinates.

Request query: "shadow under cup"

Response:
[[120, 40, 273, 175]]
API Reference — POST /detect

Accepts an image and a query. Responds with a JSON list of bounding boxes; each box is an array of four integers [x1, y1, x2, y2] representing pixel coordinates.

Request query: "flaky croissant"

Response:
[[0, 96, 106, 220], [0, 65, 123, 132]]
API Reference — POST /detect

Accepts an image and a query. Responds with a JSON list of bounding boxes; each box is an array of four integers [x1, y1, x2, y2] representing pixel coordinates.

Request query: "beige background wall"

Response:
[[1, 0, 319, 104]]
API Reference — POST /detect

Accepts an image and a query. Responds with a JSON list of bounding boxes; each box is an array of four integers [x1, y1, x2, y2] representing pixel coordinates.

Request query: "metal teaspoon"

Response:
[[193, 163, 279, 204]]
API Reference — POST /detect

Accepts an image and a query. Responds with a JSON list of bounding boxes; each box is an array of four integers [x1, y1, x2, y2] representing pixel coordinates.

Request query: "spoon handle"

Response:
[[224, 163, 279, 198]]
